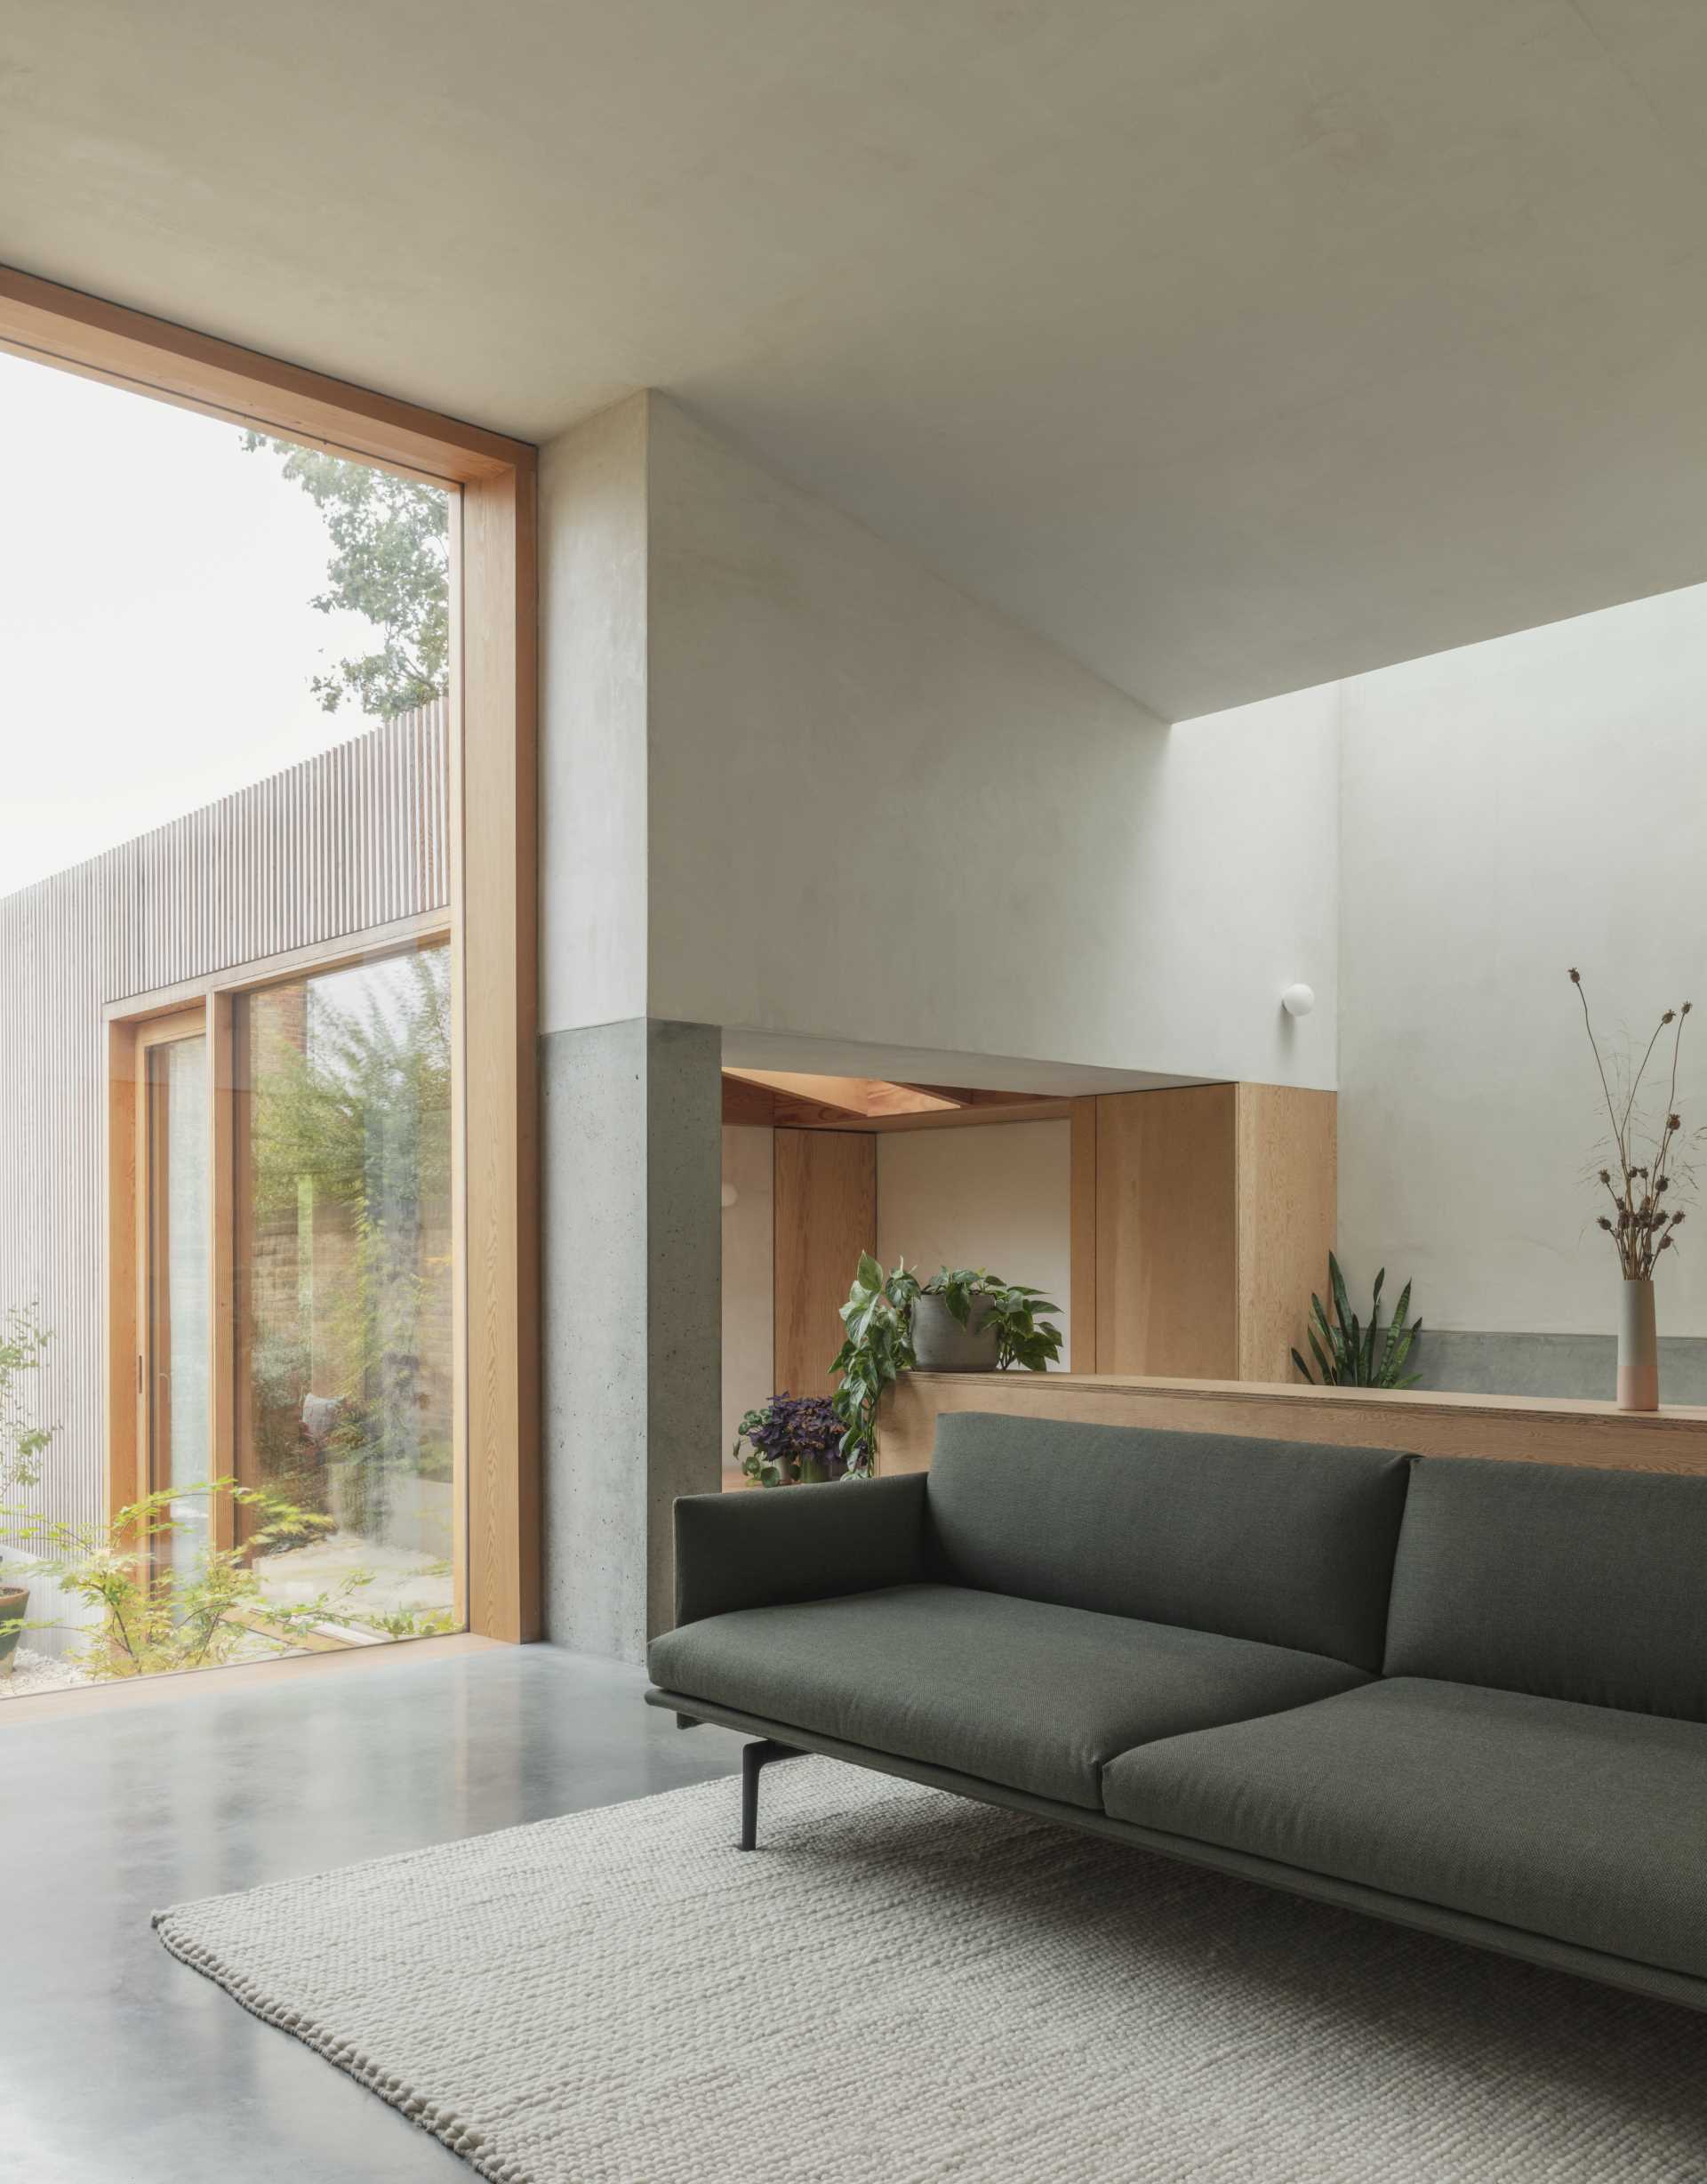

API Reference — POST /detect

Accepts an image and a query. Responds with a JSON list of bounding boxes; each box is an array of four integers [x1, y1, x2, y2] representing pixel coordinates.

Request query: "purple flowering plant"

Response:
[[733, 1393, 847, 1489]]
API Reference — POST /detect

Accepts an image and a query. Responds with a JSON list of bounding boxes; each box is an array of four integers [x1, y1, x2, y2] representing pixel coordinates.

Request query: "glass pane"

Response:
[[0, 346, 456, 1696], [239, 943, 456, 1638], [148, 1037, 210, 1577]]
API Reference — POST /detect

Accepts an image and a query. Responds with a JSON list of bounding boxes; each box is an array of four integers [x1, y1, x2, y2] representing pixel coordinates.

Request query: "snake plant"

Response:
[[1291, 1253, 1422, 1388]]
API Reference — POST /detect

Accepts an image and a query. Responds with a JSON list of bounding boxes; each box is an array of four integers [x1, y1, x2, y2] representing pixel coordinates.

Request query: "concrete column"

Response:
[[541, 1016, 722, 1663]]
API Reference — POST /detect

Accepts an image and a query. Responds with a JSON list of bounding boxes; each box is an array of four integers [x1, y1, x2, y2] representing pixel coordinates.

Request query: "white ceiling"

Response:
[[8, 0, 1707, 718]]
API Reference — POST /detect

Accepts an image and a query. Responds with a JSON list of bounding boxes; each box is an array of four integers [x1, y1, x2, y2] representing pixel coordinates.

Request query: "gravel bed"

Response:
[[0, 1647, 92, 1700]]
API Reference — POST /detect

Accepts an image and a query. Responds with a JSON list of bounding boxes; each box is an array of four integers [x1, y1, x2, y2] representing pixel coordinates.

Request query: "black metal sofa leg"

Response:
[[739, 1738, 807, 1851]]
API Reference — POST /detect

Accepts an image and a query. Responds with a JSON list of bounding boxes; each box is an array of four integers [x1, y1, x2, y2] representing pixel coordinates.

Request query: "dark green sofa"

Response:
[[646, 1411, 1707, 2011]]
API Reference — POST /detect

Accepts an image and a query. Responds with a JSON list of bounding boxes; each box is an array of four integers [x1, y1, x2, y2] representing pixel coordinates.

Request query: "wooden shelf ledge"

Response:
[[881, 1371, 1707, 1476]]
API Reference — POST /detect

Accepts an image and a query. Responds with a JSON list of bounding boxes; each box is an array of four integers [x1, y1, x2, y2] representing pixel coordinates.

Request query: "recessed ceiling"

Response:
[[7, 0, 1707, 716], [720, 1030, 1197, 1100], [720, 1070, 1070, 1130]]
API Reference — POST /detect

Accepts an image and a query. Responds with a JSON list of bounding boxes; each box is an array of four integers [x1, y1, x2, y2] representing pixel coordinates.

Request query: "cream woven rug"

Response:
[[155, 1756, 1706, 2184]]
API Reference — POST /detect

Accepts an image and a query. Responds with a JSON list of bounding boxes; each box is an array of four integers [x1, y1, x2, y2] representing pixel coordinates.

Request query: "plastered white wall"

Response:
[[719, 1124, 774, 1471], [541, 393, 1707, 1363], [645, 397, 1338, 1089], [876, 1120, 1075, 1368], [539, 395, 651, 1036], [1337, 582, 1707, 1337]]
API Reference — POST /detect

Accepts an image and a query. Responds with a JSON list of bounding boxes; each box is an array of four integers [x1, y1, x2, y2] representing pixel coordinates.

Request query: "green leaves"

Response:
[[247, 946, 452, 1530], [920, 1269, 1062, 1370], [1, 1475, 449, 1676], [1375, 1278, 1418, 1385], [932, 1268, 981, 1327], [829, 1261, 1065, 1474], [241, 432, 450, 719], [0, 1303, 54, 1497], [2, 1478, 329, 1678], [1291, 1253, 1422, 1389], [830, 1257, 919, 1478], [732, 1394, 845, 1489]]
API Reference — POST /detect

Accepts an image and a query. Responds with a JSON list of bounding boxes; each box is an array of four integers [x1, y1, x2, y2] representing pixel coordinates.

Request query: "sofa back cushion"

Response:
[[926, 1412, 1411, 1672], [1383, 1456, 1707, 1721]]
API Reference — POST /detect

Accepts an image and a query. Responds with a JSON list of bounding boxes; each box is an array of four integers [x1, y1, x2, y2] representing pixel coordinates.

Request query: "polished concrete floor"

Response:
[[1, 1643, 747, 2183]]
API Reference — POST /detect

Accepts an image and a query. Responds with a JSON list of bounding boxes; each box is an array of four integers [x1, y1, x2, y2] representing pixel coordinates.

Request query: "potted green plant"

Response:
[[0, 1305, 55, 1677], [731, 1393, 847, 1489], [829, 1257, 1063, 1477], [1290, 1254, 1422, 1387], [910, 1285, 996, 1369], [912, 1267, 1063, 1373]]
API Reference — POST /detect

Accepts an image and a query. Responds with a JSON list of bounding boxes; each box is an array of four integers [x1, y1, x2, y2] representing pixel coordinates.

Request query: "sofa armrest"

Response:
[[671, 1473, 930, 1629]]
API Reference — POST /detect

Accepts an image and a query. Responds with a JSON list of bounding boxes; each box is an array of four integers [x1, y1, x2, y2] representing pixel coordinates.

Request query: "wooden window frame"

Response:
[[124, 1007, 224, 1554], [4, 264, 541, 1642]]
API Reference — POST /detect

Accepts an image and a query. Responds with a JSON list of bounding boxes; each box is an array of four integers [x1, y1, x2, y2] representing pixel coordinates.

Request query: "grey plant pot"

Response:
[[0, 1584, 28, 1676], [911, 1294, 1000, 1372]]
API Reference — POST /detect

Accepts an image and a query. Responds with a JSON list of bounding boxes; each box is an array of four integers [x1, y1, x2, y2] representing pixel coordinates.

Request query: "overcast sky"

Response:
[[0, 348, 439, 897]]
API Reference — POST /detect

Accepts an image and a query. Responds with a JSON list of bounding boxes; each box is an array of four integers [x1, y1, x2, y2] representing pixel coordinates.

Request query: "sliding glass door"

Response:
[[236, 942, 455, 1632], [115, 933, 458, 1661], [139, 1013, 212, 1578]]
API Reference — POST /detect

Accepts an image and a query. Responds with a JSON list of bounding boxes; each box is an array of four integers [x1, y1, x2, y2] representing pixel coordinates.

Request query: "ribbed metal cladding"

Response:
[[0, 703, 449, 1558]]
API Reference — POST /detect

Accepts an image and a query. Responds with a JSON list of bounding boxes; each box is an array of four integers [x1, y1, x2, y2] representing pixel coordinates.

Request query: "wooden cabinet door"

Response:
[[1093, 1087, 1238, 1378], [773, 1129, 877, 1398]]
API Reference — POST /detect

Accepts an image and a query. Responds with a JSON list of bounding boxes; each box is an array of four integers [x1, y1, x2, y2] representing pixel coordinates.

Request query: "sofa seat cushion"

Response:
[[648, 1584, 1368, 1810], [1103, 1677, 1707, 1979]]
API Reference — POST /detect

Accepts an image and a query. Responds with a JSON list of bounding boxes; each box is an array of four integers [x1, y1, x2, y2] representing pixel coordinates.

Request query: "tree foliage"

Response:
[[252, 948, 452, 1217], [3, 1477, 453, 1675], [0, 1305, 54, 1497], [4, 1478, 333, 1678], [242, 433, 450, 718], [250, 948, 453, 1523]]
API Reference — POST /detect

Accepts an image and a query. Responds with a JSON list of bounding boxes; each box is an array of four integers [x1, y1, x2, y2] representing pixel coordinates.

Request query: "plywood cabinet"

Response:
[[1073, 1084, 1334, 1383], [1093, 1085, 1238, 1377], [773, 1129, 878, 1397]]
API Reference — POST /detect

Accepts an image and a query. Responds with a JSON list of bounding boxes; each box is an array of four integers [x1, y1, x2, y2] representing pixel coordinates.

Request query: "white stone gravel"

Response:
[[0, 1646, 92, 1700]]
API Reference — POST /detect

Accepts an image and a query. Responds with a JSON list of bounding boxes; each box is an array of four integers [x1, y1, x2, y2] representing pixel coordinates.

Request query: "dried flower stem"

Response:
[[1569, 970, 1695, 1281]]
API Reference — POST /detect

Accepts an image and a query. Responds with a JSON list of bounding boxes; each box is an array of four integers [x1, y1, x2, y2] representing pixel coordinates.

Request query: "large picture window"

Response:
[[0, 264, 536, 1695]]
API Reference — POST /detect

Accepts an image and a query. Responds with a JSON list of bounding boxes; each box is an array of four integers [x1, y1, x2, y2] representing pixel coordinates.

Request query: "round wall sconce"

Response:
[[1280, 983, 1316, 1018], [720, 1182, 739, 1210]]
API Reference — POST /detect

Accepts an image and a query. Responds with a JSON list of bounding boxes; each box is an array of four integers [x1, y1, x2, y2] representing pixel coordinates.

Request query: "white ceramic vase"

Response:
[[1617, 1278, 1658, 1412]]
